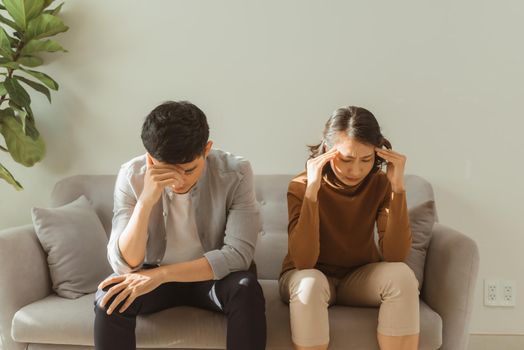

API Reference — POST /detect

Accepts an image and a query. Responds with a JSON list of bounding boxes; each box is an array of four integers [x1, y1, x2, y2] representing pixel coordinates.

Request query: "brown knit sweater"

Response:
[[280, 168, 412, 279]]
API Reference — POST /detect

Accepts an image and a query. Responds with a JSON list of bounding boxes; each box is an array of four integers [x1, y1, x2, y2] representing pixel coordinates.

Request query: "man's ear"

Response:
[[204, 140, 213, 157], [146, 153, 153, 167]]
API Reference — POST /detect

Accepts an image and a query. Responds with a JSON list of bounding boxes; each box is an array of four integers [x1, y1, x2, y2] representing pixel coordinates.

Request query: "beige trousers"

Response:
[[279, 262, 420, 347]]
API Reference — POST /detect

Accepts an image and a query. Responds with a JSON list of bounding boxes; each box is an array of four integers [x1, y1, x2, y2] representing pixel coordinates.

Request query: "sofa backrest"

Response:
[[50, 174, 435, 280]]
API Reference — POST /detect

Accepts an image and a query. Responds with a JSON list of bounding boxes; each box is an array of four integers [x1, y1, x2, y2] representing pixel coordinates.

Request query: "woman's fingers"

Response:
[[376, 148, 404, 159], [314, 148, 338, 163], [376, 149, 402, 162]]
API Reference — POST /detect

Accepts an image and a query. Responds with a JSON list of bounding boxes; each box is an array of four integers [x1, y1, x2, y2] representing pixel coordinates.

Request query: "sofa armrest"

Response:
[[0, 224, 52, 350], [421, 223, 479, 350]]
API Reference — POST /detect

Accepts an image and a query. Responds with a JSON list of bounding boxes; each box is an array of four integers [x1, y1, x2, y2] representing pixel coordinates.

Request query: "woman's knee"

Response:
[[287, 269, 331, 304], [384, 262, 419, 297]]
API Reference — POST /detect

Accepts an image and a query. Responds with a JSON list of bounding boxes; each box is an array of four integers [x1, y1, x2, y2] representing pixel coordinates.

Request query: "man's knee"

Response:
[[222, 271, 265, 310], [93, 283, 139, 317]]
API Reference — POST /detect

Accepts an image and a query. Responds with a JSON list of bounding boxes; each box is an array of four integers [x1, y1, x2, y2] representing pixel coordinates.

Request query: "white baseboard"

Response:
[[468, 334, 524, 350]]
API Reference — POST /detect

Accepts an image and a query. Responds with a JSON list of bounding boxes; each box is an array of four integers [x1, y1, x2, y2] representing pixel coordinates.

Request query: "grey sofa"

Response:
[[0, 174, 479, 350]]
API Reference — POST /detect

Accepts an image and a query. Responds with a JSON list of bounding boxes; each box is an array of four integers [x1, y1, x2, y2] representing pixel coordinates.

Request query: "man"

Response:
[[93, 101, 266, 350]]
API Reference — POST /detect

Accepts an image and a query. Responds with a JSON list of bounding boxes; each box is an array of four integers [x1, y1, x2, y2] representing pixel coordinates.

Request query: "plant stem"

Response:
[[0, 35, 25, 107]]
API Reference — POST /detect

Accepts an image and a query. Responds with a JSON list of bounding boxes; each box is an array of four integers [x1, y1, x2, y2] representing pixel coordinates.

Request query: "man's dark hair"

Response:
[[141, 101, 210, 164]]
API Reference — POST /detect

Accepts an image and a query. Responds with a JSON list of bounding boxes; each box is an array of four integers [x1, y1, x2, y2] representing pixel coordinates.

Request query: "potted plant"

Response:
[[0, 0, 68, 190]]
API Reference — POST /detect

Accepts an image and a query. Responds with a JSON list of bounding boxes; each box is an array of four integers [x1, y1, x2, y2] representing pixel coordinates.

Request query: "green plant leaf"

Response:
[[4, 77, 31, 107], [8, 102, 27, 133], [0, 13, 20, 31], [26, 13, 68, 40], [42, 0, 55, 9], [0, 161, 23, 190], [0, 109, 45, 166], [17, 55, 43, 67], [44, 2, 63, 15], [14, 74, 50, 102], [0, 5, 6, 10], [9, 102, 39, 139], [20, 67, 58, 90], [3, 0, 45, 30], [0, 82, 6, 95], [0, 27, 13, 60], [21, 38, 66, 55], [0, 58, 19, 69]]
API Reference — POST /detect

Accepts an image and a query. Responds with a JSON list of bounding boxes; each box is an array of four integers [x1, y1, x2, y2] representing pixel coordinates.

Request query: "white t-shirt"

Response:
[[161, 190, 204, 265]]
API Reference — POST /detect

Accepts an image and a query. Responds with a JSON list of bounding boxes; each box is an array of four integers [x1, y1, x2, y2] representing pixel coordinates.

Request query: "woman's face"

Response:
[[328, 134, 376, 187]]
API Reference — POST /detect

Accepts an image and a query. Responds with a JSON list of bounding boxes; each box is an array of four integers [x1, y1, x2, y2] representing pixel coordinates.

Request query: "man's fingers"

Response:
[[119, 293, 137, 313], [153, 171, 184, 181], [100, 283, 127, 307], [149, 167, 183, 175], [159, 178, 182, 188], [98, 275, 125, 290], [107, 289, 131, 315]]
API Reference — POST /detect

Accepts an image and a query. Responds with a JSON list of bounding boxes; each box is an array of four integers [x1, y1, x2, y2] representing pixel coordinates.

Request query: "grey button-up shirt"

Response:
[[107, 149, 261, 280]]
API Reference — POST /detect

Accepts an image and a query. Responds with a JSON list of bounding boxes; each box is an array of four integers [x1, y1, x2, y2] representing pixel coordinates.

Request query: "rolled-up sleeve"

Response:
[[107, 166, 143, 275], [204, 160, 261, 280]]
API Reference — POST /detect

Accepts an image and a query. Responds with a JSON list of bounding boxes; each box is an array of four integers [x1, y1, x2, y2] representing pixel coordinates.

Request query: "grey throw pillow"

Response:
[[31, 195, 113, 299], [405, 200, 436, 289]]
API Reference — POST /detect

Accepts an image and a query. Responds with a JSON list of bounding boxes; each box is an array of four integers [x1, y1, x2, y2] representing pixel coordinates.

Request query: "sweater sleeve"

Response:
[[287, 180, 320, 269], [376, 184, 412, 262]]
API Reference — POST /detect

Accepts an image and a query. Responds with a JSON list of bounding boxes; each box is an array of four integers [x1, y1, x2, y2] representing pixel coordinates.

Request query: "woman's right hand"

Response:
[[305, 147, 339, 201], [138, 154, 184, 209]]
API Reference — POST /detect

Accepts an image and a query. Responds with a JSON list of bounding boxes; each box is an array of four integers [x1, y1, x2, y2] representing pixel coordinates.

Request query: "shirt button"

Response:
[[162, 211, 167, 217]]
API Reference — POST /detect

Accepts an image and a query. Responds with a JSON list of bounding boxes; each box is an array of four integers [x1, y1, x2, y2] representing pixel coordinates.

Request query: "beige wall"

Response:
[[1, 0, 522, 334]]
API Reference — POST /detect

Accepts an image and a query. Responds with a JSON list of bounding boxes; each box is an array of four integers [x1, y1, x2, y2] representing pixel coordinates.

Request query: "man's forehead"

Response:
[[153, 158, 199, 170]]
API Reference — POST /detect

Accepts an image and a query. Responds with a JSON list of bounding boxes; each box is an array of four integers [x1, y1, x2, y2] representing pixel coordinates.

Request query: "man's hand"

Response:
[[138, 154, 184, 208], [97, 268, 164, 315]]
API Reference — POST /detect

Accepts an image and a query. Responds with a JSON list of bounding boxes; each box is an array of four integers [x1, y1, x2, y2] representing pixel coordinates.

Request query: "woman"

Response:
[[279, 106, 419, 350]]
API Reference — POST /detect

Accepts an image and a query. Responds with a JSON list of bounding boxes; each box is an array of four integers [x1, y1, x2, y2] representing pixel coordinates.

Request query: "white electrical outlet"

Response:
[[500, 280, 517, 307], [484, 279, 499, 306], [484, 279, 517, 307]]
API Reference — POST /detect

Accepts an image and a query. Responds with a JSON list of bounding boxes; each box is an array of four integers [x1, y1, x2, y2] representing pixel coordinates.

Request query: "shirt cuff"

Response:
[[204, 249, 230, 280]]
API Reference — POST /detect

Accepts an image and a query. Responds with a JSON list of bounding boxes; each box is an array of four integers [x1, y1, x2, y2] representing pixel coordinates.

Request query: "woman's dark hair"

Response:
[[308, 106, 392, 173], [141, 101, 209, 164]]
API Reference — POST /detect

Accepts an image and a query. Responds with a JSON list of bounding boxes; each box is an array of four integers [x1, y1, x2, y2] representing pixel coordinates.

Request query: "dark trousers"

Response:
[[93, 269, 266, 350]]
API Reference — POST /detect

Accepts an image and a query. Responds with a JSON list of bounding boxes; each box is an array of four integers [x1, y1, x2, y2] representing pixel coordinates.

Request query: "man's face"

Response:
[[148, 141, 213, 194]]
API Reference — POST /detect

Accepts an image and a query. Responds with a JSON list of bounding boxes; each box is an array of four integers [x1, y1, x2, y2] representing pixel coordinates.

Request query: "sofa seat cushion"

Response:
[[12, 280, 442, 349]]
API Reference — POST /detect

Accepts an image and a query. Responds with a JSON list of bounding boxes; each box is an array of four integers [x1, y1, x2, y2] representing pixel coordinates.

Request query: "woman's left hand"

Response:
[[375, 148, 407, 193]]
